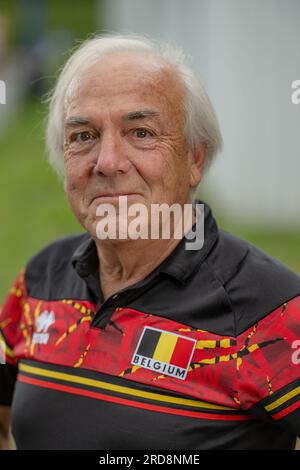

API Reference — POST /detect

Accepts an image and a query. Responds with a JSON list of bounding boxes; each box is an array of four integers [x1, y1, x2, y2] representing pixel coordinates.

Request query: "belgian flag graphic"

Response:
[[132, 327, 196, 380]]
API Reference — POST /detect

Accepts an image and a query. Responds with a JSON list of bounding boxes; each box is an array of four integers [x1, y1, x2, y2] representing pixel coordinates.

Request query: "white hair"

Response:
[[45, 33, 222, 196]]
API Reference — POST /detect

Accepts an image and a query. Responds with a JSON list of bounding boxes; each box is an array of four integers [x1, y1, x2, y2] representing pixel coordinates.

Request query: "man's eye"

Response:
[[133, 128, 152, 138], [73, 131, 94, 142]]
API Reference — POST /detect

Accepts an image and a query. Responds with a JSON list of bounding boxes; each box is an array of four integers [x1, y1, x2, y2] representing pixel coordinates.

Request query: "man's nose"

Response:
[[93, 130, 131, 176]]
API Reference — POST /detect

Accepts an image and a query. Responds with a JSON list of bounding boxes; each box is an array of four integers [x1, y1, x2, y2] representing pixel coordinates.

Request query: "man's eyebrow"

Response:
[[65, 116, 91, 127], [64, 110, 160, 127], [123, 109, 160, 121]]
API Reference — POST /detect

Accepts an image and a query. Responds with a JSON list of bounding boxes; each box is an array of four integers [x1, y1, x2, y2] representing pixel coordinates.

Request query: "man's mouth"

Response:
[[91, 193, 140, 203]]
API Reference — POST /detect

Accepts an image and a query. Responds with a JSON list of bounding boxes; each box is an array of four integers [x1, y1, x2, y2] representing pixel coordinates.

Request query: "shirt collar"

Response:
[[71, 200, 219, 285], [157, 200, 219, 283]]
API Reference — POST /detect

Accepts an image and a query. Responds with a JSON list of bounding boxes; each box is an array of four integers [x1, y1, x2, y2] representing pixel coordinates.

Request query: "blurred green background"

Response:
[[0, 0, 96, 302], [1, 0, 300, 304]]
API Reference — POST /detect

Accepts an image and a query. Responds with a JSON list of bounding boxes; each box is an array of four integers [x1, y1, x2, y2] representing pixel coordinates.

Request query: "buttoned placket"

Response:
[[89, 270, 163, 329]]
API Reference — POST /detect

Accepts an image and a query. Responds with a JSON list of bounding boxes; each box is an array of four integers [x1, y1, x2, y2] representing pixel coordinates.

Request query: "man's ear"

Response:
[[189, 143, 207, 188]]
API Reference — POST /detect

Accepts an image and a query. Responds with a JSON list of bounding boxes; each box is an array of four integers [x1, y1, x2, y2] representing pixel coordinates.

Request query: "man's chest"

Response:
[[10, 296, 295, 450], [13, 296, 242, 410]]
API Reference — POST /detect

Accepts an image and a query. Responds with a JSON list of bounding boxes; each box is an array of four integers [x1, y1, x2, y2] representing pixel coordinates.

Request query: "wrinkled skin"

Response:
[[63, 52, 205, 239]]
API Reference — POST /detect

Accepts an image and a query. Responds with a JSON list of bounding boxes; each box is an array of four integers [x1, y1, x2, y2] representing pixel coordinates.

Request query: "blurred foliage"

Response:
[[0, 0, 98, 47], [0, 0, 18, 48], [48, 0, 98, 42]]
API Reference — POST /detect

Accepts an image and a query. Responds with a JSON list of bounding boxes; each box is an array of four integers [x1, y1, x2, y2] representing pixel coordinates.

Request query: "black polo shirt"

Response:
[[1, 201, 300, 450]]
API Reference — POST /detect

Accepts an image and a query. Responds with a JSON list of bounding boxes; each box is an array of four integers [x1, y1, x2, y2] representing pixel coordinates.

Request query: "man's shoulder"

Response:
[[212, 228, 300, 281], [26, 233, 90, 272], [206, 228, 300, 334], [23, 233, 90, 297]]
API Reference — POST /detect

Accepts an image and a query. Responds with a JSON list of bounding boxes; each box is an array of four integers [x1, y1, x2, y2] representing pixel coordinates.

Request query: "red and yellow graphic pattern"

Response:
[[1, 270, 300, 422]]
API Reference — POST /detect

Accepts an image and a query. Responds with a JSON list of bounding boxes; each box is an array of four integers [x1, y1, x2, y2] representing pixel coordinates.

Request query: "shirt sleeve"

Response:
[[0, 270, 26, 406], [236, 294, 300, 436]]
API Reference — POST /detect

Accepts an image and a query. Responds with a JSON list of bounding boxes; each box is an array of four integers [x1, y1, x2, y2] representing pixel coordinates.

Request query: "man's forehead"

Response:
[[83, 52, 170, 78], [65, 53, 184, 105], [64, 54, 185, 127]]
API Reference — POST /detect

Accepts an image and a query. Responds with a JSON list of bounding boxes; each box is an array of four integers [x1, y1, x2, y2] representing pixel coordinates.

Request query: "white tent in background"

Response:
[[100, 0, 300, 228]]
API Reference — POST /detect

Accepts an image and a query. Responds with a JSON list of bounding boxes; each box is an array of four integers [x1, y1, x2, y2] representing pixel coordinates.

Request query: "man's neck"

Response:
[[95, 208, 196, 300], [95, 237, 180, 300]]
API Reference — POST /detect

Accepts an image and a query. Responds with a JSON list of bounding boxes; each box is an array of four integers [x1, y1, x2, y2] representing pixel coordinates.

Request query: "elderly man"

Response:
[[0, 34, 300, 450]]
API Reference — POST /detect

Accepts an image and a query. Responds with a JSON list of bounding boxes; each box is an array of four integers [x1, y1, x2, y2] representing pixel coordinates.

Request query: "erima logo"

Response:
[[131, 326, 196, 380], [32, 310, 55, 345]]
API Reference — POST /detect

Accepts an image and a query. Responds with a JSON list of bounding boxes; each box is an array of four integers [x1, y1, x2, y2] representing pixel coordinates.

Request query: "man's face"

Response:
[[63, 53, 202, 238]]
